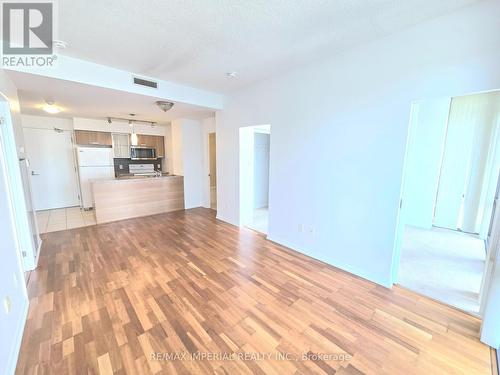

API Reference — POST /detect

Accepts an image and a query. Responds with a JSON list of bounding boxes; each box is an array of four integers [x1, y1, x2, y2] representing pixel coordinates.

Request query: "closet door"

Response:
[[433, 98, 476, 230]]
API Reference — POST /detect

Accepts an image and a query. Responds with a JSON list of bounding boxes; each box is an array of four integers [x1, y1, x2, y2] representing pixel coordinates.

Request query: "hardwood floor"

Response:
[[16, 208, 492, 374]]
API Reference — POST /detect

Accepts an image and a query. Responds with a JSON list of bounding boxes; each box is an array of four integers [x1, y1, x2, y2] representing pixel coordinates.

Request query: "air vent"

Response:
[[133, 77, 158, 89]]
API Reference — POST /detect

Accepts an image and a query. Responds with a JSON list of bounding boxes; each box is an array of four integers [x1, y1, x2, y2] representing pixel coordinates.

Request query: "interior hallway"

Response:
[[399, 225, 486, 314], [36, 207, 97, 233], [17, 208, 492, 374]]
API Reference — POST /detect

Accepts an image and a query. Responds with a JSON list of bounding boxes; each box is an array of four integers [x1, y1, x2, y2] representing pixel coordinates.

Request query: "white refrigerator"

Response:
[[77, 147, 115, 208]]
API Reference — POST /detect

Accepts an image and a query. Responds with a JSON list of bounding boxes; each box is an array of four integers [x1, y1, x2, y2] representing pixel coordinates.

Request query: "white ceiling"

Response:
[[7, 71, 214, 124], [57, 0, 480, 92]]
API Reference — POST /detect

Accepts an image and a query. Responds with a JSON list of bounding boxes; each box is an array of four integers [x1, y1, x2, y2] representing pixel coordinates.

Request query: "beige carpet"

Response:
[[398, 225, 486, 314]]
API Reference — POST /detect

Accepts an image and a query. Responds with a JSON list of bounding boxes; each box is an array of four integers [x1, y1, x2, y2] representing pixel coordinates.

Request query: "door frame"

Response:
[[0, 97, 37, 270], [479, 172, 500, 317], [207, 131, 217, 210]]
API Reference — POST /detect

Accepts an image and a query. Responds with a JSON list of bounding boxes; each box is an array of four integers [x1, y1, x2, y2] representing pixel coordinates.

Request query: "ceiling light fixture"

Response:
[[156, 101, 174, 112], [226, 71, 237, 78], [107, 117, 112, 124], [42, 100, 61, 114]]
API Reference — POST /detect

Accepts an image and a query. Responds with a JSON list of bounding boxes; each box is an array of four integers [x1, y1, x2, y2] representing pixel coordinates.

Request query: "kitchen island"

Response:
[[92, 175, 184, 224]]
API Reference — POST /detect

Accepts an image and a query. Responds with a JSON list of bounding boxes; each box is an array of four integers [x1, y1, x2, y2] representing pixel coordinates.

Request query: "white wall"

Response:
[[201, 117, 216, 208], [171, 120, 184, 175], [216, 0, 500, 287], [22, 114, 74, 130], [0, 72, 23, 153], [164, 123, 174, 174], [0, 85, 29, 375], [171, 119, 204, 209], [239, 127, 255, 226], [253, 132, 270, 208]]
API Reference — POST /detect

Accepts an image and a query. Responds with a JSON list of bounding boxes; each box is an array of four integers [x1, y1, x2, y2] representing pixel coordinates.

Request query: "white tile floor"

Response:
[[398, 225, 486, 314], [36, 206, 97, 234]]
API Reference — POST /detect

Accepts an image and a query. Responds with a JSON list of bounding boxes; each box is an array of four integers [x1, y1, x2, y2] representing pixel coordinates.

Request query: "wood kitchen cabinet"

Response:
[[75, 130, 112, 147], [136, 134, 155, 148], [136, 134, 165, 157], [154, 136, 165, 157]]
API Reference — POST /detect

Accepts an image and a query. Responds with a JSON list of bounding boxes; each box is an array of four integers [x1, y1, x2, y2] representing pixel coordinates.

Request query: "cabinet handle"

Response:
[[90, 142, 99, 145]]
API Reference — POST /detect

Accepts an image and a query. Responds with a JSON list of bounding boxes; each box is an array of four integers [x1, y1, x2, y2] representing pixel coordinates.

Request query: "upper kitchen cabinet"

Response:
[[112, 133, 130, 158], [136, 134, 155, 148], [136, 134, 165, 157], [154, 136, 165, 157], [75, 130, 112, 147]]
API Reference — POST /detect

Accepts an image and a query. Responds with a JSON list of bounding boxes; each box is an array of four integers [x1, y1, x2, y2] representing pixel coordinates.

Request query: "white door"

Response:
[[23, 127, 80, 210], [402, 98, 451, 229], [433, 98, 476, 230]]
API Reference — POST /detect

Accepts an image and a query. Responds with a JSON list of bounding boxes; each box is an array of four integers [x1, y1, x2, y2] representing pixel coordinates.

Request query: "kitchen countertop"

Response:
[[115, 172, 172, 179], [94, 173, 181, 183]]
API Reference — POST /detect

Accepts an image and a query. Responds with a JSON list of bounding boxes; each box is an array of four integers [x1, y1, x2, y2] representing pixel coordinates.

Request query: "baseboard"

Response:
[[6, 297, 28, 375], [266, 234, 392, 288], [215, 214, 238, 227]]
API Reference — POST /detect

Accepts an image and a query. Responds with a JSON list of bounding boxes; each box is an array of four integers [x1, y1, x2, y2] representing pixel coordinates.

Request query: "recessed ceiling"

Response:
[[57, 0, 480, 92], [7, 71, 214, 124]]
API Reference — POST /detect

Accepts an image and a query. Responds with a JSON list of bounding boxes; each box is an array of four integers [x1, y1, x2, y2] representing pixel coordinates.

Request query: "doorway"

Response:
[[208, 132, 217, 210], [394, 90, 500, 314], [23, 127, 80, 210], [0, 99, 38, 271], [239, 125, 270, 234]]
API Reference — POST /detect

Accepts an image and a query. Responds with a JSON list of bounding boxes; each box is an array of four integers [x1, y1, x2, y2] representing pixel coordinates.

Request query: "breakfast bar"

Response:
[[92, 175, 184, 224]]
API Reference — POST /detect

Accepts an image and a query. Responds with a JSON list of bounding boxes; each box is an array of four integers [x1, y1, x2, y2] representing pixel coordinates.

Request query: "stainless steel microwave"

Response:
[[130, 146, 156, 160]]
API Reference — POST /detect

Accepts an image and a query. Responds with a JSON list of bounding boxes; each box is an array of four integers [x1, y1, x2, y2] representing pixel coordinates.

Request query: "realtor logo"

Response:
[[2, 1, 53, 54], [2, 1, 56, 66]]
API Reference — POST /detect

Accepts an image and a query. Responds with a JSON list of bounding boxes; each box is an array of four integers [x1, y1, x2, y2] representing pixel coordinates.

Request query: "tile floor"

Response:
[[36, 206, 97, 234], [398, 225, 486, 314]]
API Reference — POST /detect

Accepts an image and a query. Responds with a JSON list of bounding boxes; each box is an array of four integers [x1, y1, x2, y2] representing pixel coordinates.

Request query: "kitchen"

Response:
[[75, 121, 185, 225], [10, 72, 217, 236], [22, 114, 187, 233]]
